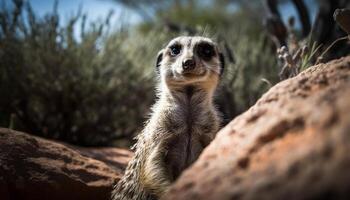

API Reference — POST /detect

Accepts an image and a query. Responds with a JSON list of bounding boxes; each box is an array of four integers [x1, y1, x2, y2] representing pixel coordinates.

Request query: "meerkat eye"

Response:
[[169, 44, 181, 56], [197, 43, 215, 60]]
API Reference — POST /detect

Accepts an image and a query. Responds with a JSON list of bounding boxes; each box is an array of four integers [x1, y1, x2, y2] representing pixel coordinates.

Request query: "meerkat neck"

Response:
[[159, 84, 215, 108]]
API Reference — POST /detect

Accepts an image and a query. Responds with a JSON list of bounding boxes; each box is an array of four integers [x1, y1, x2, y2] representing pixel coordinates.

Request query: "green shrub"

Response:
[[217, 30, 278, 122], [0, 0, 155, 146], [0, 0, 279, 147]]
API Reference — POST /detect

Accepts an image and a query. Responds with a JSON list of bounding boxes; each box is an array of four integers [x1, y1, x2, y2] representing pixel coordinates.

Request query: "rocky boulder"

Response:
[[0, 128, 132, 200], [166, 56, 350, 200]]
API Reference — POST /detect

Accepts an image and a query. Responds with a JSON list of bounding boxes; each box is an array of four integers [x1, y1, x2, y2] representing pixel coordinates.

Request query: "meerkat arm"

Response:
[[140, 142, 172, 197]]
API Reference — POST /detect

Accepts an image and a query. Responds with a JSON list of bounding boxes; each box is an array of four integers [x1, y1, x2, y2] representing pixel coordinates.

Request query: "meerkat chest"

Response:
[[162, 102, 218, 180]]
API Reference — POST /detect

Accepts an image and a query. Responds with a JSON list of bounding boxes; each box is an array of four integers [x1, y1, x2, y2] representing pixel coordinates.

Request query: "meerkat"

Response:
[[111, 36, 225, 200]]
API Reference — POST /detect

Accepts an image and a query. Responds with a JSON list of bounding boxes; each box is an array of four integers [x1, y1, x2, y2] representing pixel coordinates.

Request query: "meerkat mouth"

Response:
[[168, 70, 209, 86], [177, 67, 207, 78], [182, 71, 206, 78]]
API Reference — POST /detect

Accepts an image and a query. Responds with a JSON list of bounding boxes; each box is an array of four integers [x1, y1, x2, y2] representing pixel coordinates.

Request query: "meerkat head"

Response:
[[156, 36, 225, 90]]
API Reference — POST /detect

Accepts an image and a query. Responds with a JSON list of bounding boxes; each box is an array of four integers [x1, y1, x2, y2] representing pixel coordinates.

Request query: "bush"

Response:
[[0, 0, 279, 147], [0, 1, 156, 146]]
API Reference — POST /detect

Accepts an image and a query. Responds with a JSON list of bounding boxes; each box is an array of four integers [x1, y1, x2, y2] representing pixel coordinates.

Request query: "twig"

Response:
[[317, 36, 348, 64]]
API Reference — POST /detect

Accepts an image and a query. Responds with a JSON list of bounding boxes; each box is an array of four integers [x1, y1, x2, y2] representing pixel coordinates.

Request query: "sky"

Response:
[[2, 0, 318, 36], [27, 0, 141, 24], [21, 0, 142, 39], [279, 0, 317, 27]]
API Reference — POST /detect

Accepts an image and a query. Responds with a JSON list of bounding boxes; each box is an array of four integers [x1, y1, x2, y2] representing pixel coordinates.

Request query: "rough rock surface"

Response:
[[0, 128, 132, 200], [166, 56, 350, 200]]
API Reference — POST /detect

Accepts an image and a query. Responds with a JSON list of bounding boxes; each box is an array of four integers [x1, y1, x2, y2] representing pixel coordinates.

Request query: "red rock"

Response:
[[165, 56, 350, 200], [0, 128, 132, 200]]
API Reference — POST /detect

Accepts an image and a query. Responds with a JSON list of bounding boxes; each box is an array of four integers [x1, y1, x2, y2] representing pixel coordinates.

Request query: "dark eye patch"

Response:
[[197, 42, 215, 60], [169, 43, 182, 56]]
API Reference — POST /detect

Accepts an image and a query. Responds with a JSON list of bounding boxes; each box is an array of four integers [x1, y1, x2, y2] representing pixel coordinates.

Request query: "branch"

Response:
[[263, 0, 287, 48], [291, 0, 311, 37]]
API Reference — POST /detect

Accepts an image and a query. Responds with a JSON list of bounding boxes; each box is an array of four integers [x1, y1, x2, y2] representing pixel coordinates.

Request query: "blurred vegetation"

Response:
[[265, 0, 350, 79], [0, 0, 157, 146], [1, 0, 311, 147]]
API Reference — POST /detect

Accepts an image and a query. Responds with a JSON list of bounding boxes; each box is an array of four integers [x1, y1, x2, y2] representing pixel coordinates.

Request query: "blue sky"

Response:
[[23, 0, 318, 24], [2, 0, 318, 35], [279, 0, 317, 27], [21, 0, 141, 39], [27, 0, 141, 24]]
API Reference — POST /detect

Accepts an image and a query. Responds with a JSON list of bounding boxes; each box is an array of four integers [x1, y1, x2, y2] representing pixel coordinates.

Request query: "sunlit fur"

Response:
[[111, 36, 224, 200]]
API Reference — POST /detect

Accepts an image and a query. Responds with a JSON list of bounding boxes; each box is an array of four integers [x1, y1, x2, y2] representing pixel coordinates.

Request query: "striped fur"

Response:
[[112, 36, 224, 200]]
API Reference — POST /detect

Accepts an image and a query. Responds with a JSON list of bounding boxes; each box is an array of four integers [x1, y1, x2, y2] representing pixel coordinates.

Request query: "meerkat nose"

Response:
[[182, 58, 196, 70]]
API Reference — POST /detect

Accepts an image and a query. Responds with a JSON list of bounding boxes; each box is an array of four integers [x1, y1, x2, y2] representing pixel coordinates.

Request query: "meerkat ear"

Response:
[[219, 52, 225, 76], [155, 50, 164, 74]]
